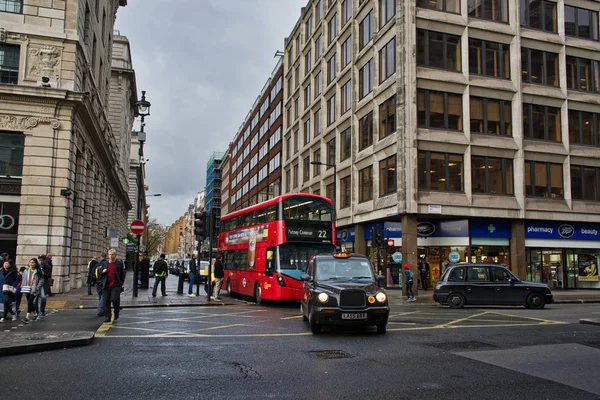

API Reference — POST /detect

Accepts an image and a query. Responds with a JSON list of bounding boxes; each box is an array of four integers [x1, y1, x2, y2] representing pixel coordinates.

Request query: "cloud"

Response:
[[115, 0, 306, 225]]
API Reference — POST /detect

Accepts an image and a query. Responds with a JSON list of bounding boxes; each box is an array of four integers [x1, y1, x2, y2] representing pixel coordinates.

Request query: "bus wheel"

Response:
[[254, 282, 263, 304], [227, 279, 232, 296]]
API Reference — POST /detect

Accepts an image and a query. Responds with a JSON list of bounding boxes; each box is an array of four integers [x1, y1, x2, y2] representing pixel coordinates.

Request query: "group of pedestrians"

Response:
[[86, 249, 125, 323], [1, 253, 54, 323]]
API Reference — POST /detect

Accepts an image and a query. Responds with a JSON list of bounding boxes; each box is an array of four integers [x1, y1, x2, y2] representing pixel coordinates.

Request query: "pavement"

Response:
[[1, 276, 598, 357]]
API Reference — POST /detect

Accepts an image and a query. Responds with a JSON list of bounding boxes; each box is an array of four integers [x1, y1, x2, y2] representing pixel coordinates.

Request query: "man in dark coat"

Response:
[[419, 257, 430, 291], [152, 254, 169, 297], [99, 249, 126, 323], [188, 254, 198, 297], [212, 253, 224, 301], [87, 256, 99, 295], [38, 254, 50, 316]]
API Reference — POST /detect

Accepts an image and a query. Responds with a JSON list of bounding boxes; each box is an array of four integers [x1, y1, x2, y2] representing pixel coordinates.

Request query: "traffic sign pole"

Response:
[[130, 220, 145, 298]]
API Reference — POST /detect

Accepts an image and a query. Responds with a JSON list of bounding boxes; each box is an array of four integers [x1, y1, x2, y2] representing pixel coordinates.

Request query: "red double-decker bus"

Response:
[[218, 193, 336, 302]]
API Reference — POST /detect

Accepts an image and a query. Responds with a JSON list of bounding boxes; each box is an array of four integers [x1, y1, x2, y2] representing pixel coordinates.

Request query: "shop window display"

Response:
[[418, 246, 467, 289], [470, 245, 510, 266]]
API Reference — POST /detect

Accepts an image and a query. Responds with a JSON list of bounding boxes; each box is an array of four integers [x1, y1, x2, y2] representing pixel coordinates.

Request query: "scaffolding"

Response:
[[205, 152, 224, 219]]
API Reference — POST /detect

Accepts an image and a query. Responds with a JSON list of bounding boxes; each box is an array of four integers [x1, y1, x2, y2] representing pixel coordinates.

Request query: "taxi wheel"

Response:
[[526, 293, 546, 309], [376, 324, 386, 334], [447, 293, 466, 309], [254, 283, 263, 304], [308, 305, 321, 334], [301, 303, 308, 321]]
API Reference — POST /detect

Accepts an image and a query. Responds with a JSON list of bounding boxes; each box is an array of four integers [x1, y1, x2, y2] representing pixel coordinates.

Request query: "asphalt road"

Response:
[[1, 303, 599, 400]]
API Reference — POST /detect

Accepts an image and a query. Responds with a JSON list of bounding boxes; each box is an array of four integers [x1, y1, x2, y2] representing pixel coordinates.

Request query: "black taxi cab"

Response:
[[300, 252, 390, 334]]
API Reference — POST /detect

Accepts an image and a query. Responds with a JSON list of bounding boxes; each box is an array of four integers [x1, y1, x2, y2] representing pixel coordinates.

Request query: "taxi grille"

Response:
[[339, 290, 366, 308]]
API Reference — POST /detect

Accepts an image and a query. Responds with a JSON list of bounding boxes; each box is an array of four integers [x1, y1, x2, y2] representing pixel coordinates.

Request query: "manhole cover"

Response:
[[426, 341, 496, 350], [310, 350, 354, 359]]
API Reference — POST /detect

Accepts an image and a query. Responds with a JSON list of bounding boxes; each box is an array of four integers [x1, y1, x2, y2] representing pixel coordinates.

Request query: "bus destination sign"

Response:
[[286, 224, 331, 243]]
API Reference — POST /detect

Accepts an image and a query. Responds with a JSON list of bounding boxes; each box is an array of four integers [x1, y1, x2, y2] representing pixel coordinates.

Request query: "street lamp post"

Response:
[[133, 91, 151, 298], [310, 161, 337, 224]]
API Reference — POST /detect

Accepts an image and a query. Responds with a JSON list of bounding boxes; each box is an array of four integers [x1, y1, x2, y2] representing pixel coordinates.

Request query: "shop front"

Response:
[[469, 219, 511, 267], [417, 219, 469, 289], [336, 226, 355, 252], [525, 221, 600, 290], [0, 201, 19, 258]]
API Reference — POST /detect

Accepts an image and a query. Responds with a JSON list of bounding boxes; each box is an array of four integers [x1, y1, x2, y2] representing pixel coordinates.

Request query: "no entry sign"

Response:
[[130, 219, 145, 235]]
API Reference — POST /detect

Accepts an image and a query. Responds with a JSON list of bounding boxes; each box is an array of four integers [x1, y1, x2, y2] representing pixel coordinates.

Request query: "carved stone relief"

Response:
[[0, 28, 28, 43], [27, 45, 62, 80], [0, 115, 60, 130]]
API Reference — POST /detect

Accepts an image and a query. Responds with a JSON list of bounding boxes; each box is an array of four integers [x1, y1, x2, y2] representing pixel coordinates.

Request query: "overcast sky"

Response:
[[114, 0, 306, 226]]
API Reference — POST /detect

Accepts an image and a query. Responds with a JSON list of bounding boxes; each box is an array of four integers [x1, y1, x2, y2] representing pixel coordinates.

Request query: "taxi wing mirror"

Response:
[[376, 275, 385, 287], [301, 274, 312, 282], [509, 278, 516, 285]]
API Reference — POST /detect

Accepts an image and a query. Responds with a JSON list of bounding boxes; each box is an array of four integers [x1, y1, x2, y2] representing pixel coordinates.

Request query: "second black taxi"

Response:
[[301, 252, 390, 334]]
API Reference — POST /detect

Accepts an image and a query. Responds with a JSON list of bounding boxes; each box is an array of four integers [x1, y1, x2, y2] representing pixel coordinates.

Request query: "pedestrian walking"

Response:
[[46, 252, 54, 296], [99, 249, 125, 323], [37, 254, 50, 316], [1, 260, 18, 322], [152, 254, 168, 297], [188, 254, 198, 297], [87, 256, 99, 295], [404, 263, 415, 302], [95, 253, 108, 317], [419, 257, 430, 291], [22, 258, 43, 323], [15, 266, 25, 316], [212, 253, 224, 301]]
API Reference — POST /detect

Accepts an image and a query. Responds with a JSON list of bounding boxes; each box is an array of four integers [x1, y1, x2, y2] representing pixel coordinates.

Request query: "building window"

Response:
[[294, 130, 299, 153], [470, 97, 511, 136], [380, 0, 396, 27], [305, 50, 312, 74], [521, 48, 559, 87], [359, 59, 373, 99], [327, 138, 336, 166], [293, 164, 299, 188], [328, 14, 337, 45], [288, 75, 293, 98], [316, 35, 322, 59], [304, 118, 311, 144], [296, 35, 300, 57], [341, 79, 352, 113], [314, 71, 322, 98], [379, 95, 396, 139], [417, 89, 463, 131], [340, 128, 351, 161], [304, 84, 311, 108], [327, 54, 336, 84], [379, 37, 396, 82], [0, 131, 25, 177], [327, 94, 336, 126], [326, 182, 334, 203], [342, 36, 352, 68], [305, 15, 313, 40], [566, 56, 600, 93], [569, 110, 599, 146], [418, 151, 464, 192], [295, 65, 300, 88], [571, 165, 600, 201], [342, 0, 352, 24], [417, 0, 460, 14], [379, 155, 396, 196], [468, 39, 509, 79], [286, 169, 291, 191], [468, 0, 509, 23], [313, 149, 321, 176], [523, 104, 561, 142], [520, 0, 557, 33], [315, 108, 322, 134], [294, 97, 299, 120], [304, 155, 310, 182], [359, 112, 373, 151], [340, 175, 351, 208], [525, 161, 563, 198], [286, 136, 291, 160], [417, 30, 461, 72], [0, 0, 22, 13], [471, 156, 514, 195], [565, 6, 599, 41], [316, 0, 322, 22], [359, 166, 373, 202], [0, 45, 19, 84], [359, 11, 373, 50]]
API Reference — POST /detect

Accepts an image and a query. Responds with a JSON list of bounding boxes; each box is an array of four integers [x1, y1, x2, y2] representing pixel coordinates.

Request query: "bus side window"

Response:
[[265, 248, 276, 276]]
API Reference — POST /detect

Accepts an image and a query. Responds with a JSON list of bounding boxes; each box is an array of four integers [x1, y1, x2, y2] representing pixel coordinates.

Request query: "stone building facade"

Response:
[[0, 0, 136, 293], [277, 0, 600, 291]]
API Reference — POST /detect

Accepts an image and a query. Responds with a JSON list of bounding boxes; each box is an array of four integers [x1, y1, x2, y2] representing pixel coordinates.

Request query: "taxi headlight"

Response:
[[375, 292, 387, 303], [317, 292, 329, 303]]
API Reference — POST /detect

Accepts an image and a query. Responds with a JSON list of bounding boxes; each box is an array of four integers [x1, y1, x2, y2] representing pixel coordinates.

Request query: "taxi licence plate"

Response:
[[341, 313, 367, 320]]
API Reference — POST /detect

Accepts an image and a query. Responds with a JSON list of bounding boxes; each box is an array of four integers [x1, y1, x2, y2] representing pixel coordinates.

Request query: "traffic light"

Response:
[[194, 211, 206, 239]]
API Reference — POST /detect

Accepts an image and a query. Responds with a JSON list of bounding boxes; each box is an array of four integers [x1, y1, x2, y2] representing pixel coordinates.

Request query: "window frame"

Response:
[[522, 103, 562, 143], [521, 47, 560, 87], [0, 44, 20, 84], [379, 37, 396, 82], [341, 79, 352, 113], [417, 89, 463, 131], [468, 0, 509, 23], [359, 165, 373, 203], [359, 59, 374, 99], [468, 38, 510, 79], [379, 0, 396, 28], [379, 155, 397, 196], [340, 127, 351, 161], [471, 155, 514, 195], [569, 109, 599, 147], [418, 151, 465, 192], [520, 0, 557, 33], [359, 112, 374, 151], [564, 5, 599, 41], [359, 11, 374, 50], [571, 165, 600, 201], [379, 95, 396, 139], [524, 161, 564, 199], [340, 175, 351, 208], [327, 94, 336, 126], [417, 29, 462, 72], [469, 96, 512, 137], [0, 0, 23, 14], [566, 56, 600, 93], [417, 0, 460, 14]]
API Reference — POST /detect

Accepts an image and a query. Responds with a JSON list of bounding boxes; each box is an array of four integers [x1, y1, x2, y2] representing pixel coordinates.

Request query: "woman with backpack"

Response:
[[21, 258, 43, 324], [1, 260, 19, 322]]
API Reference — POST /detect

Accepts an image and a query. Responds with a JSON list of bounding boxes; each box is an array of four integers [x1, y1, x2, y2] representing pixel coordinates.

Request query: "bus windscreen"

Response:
[[277, 243, 335, 280], [282, 196, 332, 222]]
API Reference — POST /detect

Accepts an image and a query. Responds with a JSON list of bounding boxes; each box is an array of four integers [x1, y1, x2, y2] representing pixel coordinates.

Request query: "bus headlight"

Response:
[[375, 292, 387, 303], [276, 275, 286, 286], [317, 292, 329, 303]]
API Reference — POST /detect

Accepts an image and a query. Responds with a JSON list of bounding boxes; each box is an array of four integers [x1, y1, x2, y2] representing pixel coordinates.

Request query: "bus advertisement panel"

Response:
[[218, 194, 335, 302]]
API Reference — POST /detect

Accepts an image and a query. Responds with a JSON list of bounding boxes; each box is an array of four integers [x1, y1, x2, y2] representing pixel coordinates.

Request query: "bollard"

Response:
[[177, 274, 185, 294]]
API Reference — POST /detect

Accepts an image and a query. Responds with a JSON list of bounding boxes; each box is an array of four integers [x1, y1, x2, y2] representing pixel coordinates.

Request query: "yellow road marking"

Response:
[[281, 315, 303, 320], [485, 311, 564, 324], [95, 322, 112, 337], [434, 311, 489, 328]]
